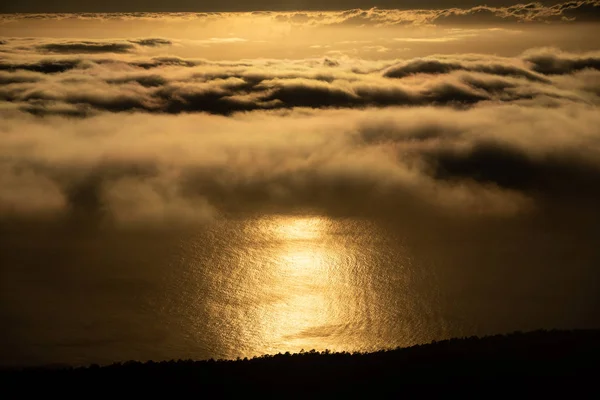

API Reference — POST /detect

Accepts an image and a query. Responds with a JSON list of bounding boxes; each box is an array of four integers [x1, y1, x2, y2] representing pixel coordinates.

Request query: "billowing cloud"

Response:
[[0, 46, 598, 118], [3, 100, 600, 227], [433, 1, 600, 24], [1, 45, 600, 227]]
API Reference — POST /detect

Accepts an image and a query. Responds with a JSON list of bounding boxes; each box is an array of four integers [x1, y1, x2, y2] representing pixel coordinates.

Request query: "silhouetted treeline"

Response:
[[2, 330, 600, 395]]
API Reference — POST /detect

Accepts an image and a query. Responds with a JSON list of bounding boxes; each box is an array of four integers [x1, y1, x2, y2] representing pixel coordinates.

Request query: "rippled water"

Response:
[[1, 214, 598, 366], [170, 215, 442, 358]]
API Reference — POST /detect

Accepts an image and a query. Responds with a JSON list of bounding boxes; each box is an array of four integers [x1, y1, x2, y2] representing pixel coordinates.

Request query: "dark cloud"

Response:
[[260, 83, 360, 108], [19, 102, 94, 118], [106, 74, 169, 88], [32, 38, 172, 55], [0, 71, 43, 84], [459, 75, 518, 93], [267, 2, 600, 26], [421, 82, 490, 105], [0, 76, 489, 114], [434, 6, 522, 25], [384, 60, 463, 78], [430, 2, 600, 25], [324, 58, 340, 67], [129, 38, 172, 47], [524, 48, 600, 74], [384, 59, 549, 82], [0, 59, 83, 74], [132, 57, 201, 69], [38, 41, 136, 54], [427, 1, 600, 25], [549, 0, 600, 22], [428, 141, 600, 200], [154, 84, 256, 114]]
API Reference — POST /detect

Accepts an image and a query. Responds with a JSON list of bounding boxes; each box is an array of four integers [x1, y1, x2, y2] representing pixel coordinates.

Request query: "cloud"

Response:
[[133, 57, 200, 69], [523, 48, 600, 74], [427, 139, 600, 202], [269, 2, 600, 26], [2, 94, 600, 227], [0, 165, 66, 216], [106, 74, 169, 88], [549, 0, 600, 22], [37, 42, 135, 54], [1, 1, 600, 27], [431, 1, 600, 25], [383, 57, 551, 83], [36, 38, 172, 54], [129, 38, 173, 47], [102, 176, 216, 226], [1, 44, 600, 227], [0, 70, 43, 84], [0, 59, 84, 74], [1, 47, 597, 117]]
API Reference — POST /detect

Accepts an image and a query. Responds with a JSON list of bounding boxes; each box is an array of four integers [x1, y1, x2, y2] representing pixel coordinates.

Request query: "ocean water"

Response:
[[1, 213, 598, 366]]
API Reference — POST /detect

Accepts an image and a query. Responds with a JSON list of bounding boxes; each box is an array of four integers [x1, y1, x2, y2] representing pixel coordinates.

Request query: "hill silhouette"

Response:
[[2, 329, 600, 395]]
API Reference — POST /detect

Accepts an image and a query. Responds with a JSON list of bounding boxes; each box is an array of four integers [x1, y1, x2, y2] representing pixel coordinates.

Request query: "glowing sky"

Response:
[[0, 0, 586, 12]]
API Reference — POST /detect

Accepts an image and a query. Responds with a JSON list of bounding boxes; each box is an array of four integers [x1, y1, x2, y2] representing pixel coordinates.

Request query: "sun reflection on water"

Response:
[[197, 214, 418, 359], [250, 215, 356, 353], [272, 216, 326, 241]]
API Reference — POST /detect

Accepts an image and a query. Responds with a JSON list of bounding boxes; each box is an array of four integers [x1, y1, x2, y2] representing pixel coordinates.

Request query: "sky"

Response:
[[0, 1, 575, 13]]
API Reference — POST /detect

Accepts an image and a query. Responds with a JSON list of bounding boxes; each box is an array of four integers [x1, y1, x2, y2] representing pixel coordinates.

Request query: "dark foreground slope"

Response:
[[2, 330, 600, 395]]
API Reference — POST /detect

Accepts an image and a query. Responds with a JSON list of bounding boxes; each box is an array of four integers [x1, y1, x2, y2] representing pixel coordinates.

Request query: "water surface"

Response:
[[1, 213, 598, 366]]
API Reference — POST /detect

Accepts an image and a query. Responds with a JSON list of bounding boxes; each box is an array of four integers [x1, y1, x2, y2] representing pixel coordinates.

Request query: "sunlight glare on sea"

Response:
[[181, 214, 433, 359]]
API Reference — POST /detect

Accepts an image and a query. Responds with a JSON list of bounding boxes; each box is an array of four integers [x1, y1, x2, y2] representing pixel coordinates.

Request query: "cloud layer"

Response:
[[2, 1, 599, 26], [1, 42, 599, 118], [1, 43, 600, 227], [1, 3, 600, 227]]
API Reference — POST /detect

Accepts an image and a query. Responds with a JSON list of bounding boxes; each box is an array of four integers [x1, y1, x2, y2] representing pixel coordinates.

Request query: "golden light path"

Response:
[[191, 214, 423, 360], [257, 216, 342, 353], [208, 214, 377, 357]]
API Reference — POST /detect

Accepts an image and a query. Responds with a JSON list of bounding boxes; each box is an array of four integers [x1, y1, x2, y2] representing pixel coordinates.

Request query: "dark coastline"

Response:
[[2, 329, 600, 395]]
